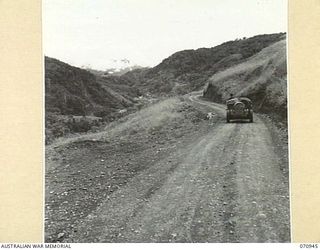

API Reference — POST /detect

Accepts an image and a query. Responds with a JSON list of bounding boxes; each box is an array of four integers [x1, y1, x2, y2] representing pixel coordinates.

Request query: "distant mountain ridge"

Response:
[[86, 65, 145, 77]]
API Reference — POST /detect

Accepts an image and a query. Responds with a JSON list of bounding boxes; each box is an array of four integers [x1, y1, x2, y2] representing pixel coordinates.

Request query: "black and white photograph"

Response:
[[44, 0, 290, 243]]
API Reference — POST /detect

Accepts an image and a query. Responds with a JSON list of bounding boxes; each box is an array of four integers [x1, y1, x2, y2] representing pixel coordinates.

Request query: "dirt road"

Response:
[[45, 94, 290, 243]]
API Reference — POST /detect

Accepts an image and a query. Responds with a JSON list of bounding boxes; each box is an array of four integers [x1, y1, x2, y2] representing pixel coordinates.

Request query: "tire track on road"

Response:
[[62, 94, 290, 243]]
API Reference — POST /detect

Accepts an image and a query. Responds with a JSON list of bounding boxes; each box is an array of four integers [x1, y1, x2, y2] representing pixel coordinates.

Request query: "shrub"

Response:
[[67, 119, 92, 133]]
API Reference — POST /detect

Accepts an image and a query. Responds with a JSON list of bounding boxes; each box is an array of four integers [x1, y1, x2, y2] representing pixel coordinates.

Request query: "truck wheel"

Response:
[[226, 114, 230, 123], [249, 114, 253, 123]]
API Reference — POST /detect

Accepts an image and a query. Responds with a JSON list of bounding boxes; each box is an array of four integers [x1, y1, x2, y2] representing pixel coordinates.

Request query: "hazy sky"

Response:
[[43, 0, 287, 70]]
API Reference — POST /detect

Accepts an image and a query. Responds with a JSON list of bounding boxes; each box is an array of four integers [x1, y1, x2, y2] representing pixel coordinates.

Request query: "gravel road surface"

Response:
[[45, 94, 290, 243]]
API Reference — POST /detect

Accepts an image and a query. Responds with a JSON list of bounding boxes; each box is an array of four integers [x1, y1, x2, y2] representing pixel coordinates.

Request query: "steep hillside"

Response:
[[45, 57, 140, 143], [45, 57, 140, 116], [126, 33, 285, 95], [203, 39, 287, 121]]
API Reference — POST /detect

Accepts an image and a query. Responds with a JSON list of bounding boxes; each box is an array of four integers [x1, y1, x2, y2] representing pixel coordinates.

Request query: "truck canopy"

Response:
[[226, 97, 252, 108]]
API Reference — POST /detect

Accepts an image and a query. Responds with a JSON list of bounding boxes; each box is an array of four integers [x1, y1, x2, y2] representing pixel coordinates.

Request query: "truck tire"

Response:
[[226, 112, 231, 123], [248, 112, 253, 123]]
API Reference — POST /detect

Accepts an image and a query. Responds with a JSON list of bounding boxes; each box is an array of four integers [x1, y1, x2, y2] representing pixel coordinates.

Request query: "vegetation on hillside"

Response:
[[45, 57, 141, 143], [124, 33, 286, 95]]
